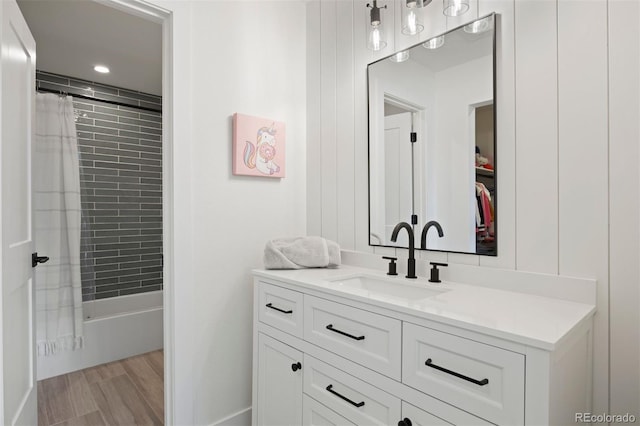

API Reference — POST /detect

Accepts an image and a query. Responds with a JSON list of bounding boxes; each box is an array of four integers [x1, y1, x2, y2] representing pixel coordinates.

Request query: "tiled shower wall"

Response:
[[36, 71, 163, 301]]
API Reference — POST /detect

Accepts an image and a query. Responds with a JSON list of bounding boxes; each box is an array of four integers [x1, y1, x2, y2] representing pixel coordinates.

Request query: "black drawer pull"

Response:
[[425, 358, 489, 386], [325, 384, 365, 408], [291, 362, 301, 372], [326, 324, 365, 341], [398, 418, 412, 426], [265, 303, 292, 314]]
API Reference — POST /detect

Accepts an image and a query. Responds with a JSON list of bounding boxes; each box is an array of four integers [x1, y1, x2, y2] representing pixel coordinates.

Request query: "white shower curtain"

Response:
[[34, 93, 84, 356]]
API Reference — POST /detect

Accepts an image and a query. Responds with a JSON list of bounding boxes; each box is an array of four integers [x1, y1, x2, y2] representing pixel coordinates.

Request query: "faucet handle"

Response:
[[429, 262, 448, 283], [382, 256, 398, 276]]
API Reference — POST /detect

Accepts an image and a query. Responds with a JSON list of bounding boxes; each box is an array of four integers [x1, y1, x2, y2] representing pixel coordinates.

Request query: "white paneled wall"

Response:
[[307, 0, 640, 417], [608, 0, 640, 419]]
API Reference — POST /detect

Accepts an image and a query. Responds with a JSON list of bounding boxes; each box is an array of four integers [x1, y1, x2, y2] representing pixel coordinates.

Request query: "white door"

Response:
[[256, 333, 303, 426], [0, 1, 37, 425], [383, 112, 413, 246]]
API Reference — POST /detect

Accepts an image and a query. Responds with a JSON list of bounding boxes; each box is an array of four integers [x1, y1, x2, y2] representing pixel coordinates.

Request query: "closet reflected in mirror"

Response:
[[368, 13, 497, 255]]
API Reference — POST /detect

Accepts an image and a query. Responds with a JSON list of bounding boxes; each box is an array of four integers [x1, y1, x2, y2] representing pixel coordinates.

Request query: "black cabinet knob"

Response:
[[291, 362, 301, 372], [398, 418, 412, 426]]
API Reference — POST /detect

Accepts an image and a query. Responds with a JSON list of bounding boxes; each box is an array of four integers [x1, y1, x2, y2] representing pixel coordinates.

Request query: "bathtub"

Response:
[[37, 291, 163, 380]]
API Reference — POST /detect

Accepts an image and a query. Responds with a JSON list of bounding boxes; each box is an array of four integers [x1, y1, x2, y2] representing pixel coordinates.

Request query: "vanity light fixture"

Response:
[[401, 0, 424, 35], [366, 0, 388, 51], [389, 50, 410, 62], [464, 15, 493, 34], [423, 35, 445, 49], [443, 0, 469, 17], [93, 64, 110, 74]]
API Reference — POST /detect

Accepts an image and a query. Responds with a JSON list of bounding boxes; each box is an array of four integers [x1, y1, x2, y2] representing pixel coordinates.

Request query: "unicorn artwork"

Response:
[[232, 113, 286, 178], [244, 124, 280, 175]]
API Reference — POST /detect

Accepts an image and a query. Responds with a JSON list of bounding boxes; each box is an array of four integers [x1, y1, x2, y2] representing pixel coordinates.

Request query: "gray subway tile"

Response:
[[96, 189, 139, 197], [82, 182, 118, 190], [120, 286, 160, 296], [95, 133, 140, 145], [96, 267, 141, 279], [140, 152, 162, 161], [37, 72, 70, 85], [120, 248, 162, 256], [141, 191, 162, 198], [95, 105, 140, 119], [95, 242, 141, 252], [95, 175, 140, 184], [118, 143, 160, 154], [141, 204, 162, 210], [95, 291, 119, 299], [119, 222, 162, 230], [142, 278, 163, 286], [139, 101, 162, 110], [119, 170, 161, 179], [95, 119, 140, 132], [140, 165, 162, 173], [135, 272, 162, 281], [95, 255, 141, 265], [82, 196, 118, 203], [141, 178, 162, 185], [140, 112, 162, 122], [94, 277, 119, 286]]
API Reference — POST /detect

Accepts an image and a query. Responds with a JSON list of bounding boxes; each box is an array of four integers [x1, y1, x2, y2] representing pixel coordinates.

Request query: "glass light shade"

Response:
[[401, 6, 424, 35], [443, 0, 469, 16], [367, 24, 387, 51], [464, 15, 493, 34], [389, 51, 410, 62], [423, 35, 445, 49]]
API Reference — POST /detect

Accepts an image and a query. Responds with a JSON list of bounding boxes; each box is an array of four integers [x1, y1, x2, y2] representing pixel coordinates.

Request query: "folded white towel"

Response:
[[264, 236, 341, 269]]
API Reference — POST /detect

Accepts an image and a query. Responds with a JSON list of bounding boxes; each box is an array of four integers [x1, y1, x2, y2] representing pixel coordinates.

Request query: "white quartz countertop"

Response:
[[253, 265, 596, 351]]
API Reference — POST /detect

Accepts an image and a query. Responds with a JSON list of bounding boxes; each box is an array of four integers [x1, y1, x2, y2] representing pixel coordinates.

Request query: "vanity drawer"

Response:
[[303, 394, 356, 426], [258, 281, 303, 338], [401, 401, 454, 426], [403, 323, 525, 425], [303, 354, 401, 426], [303, 295, 401, 379]]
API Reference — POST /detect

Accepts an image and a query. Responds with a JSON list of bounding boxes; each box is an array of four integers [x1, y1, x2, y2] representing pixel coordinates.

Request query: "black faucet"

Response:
[[420, 220, 444, 249], [391, 222, 417, 279]]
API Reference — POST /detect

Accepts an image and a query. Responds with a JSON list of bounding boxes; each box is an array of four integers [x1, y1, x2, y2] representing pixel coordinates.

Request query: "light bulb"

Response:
[[368, 25, 387, 51], [402, 3, 424, 35], [389, 51, 410, 62], [443, 0, 469, 17], [464, 16, 493, 34], [423, 35, 445, 49]]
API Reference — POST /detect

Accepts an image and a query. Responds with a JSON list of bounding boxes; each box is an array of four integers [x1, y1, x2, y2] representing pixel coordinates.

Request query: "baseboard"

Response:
[[211, 407, 251, 426]]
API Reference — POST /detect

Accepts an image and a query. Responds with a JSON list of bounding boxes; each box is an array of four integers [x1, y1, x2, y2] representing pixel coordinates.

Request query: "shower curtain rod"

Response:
[[36, 87, 162, 114]]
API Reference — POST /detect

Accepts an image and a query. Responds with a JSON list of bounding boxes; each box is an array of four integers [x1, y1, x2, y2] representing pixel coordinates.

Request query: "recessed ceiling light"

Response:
[[94, 65, 110, 74]]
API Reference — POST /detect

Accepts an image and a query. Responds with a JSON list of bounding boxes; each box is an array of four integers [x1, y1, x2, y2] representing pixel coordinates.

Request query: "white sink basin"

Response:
[[326, 274, 448, 301]]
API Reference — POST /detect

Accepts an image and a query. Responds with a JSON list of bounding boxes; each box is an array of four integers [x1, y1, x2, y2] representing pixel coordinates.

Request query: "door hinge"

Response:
[[410, 132, 417, 143]]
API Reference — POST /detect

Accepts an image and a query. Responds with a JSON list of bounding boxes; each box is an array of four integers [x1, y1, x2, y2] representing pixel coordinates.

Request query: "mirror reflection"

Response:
[[368, 14, 496, 255]]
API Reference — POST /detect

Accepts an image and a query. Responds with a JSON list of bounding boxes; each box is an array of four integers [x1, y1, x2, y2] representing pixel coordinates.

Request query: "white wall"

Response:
[[147, 1, 307, 424], [307, 0, 639, 418]]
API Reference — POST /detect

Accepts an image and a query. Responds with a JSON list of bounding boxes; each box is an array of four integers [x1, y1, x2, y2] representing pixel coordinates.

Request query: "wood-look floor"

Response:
[[37, 350, 164, 426]]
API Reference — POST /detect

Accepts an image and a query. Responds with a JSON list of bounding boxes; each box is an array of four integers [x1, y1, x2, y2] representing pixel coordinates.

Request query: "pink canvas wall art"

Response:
[[232, 113, 286, 178]]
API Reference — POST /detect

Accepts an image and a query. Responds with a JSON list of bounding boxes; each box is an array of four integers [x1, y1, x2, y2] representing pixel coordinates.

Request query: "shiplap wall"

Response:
[[307, 0, 639, 418]]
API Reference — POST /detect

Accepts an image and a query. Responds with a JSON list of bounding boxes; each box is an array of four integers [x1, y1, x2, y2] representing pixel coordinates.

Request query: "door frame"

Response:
[[93, 0, 176, 422]]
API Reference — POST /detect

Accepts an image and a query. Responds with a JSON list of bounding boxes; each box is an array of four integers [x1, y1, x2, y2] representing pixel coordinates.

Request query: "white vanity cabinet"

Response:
[[255, 333, 303, 426], [252, 270, 595, 426]]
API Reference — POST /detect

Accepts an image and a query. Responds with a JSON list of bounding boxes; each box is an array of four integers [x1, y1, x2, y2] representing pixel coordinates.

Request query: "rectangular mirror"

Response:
[[368, 14, 496, 255]]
